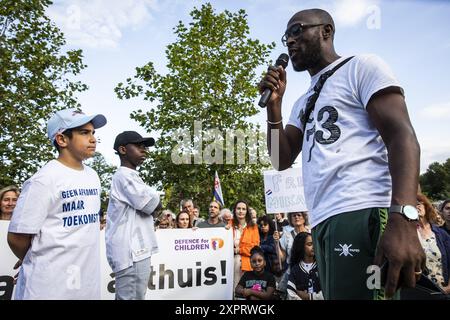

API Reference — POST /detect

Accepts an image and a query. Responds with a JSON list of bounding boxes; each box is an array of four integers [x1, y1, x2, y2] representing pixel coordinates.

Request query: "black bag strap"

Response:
[[300, 56, 354, 133]]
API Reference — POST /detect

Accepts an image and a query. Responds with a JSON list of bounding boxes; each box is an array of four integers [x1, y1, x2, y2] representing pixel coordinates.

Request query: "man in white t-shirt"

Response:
[[106, 131, 162, 300], [8, 108, 107, 299], [259, 8, 425, 299]]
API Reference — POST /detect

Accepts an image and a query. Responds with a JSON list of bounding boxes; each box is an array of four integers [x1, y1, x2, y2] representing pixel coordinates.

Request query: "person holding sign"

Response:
[[273, 211, 309, 298]]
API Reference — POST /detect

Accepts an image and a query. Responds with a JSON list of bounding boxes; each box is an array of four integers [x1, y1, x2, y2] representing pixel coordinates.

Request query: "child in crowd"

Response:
[[287, 232, 323, 300], [235, 246, 276, 300], [8, 108, 107, 299], [106, 131, 162, 300], [257, 215, 280, 275]]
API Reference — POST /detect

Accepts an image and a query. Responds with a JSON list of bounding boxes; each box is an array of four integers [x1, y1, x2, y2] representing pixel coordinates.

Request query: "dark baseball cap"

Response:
[[113, 131, 155, 151]]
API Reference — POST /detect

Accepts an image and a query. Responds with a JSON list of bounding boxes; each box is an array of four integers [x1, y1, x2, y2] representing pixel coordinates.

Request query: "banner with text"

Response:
[[1, 222, 233, 300], [263, 167, 308, 214], [0, 221, 18, 300]]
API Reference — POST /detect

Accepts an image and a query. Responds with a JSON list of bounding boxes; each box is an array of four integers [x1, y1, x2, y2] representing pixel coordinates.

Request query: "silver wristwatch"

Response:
[[389, 205, 419, 221]]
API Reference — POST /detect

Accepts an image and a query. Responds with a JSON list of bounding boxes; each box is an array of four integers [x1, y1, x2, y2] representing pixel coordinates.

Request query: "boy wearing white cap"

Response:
[[106, 131, 161, 300], [7, 108, 107, 300]]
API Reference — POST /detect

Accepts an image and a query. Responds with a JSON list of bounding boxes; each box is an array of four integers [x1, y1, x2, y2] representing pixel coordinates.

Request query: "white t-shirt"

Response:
[[287, 54, 400, 227], [8, 160, 102, 300], [105, 166, 160, 273], [301, 261, 314, 273]]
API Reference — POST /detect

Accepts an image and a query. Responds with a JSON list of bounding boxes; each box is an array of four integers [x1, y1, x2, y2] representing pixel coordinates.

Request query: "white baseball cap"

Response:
[[47, 108, 107, 143]]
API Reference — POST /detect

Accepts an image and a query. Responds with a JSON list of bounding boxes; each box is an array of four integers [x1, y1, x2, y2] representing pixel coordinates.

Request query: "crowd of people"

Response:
[[151, 197, 319, 300], [3, 164, 450, 300], [1, 106, 320, 300]]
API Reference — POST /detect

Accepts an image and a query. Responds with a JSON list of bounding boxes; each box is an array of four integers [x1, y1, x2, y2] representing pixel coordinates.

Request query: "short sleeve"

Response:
[[287, 97, 307, 133], [8, 177, 52, 234], [356, 54, 403, 108], [238, 271, 249, 287], [115, 172, 159, 212]]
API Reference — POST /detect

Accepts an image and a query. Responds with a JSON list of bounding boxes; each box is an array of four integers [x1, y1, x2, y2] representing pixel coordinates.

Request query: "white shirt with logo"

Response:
[[287, 54, 400, 227], [8, 160, 102, 300], [105, 166, 160, 273]]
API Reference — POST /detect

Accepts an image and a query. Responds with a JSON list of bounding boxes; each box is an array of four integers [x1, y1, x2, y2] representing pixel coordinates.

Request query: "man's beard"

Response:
[[292, 37, 322, 72]]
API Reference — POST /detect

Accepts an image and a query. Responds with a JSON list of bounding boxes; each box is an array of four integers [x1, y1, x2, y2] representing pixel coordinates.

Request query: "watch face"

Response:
[[403, 205, 419, 220]]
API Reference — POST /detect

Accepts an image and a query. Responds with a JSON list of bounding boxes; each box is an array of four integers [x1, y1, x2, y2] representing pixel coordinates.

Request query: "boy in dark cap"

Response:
[[105, 131, 162, 300]]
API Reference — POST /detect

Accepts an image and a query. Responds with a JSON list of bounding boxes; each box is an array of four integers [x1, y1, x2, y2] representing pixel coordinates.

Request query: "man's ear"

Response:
[[322, 24, 333, 40], [54, 133, 68, 148], [118, 145, 127, 155]]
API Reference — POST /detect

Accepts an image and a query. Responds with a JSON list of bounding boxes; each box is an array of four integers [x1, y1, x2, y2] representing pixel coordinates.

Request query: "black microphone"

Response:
[[258, 53, 289, 108]]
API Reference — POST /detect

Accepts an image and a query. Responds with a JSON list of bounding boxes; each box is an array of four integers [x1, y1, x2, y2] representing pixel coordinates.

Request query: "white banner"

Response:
[[263, 167, 308, 214], [1, 221, 233, 300], [145, 228, 233, 300], [0, 221, 18, 300]]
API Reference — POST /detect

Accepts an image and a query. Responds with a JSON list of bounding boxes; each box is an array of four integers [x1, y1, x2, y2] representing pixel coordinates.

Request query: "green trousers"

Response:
[[312, 207, 390, 300]]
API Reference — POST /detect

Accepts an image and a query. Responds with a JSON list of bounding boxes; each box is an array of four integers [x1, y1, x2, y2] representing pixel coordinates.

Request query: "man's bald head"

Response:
[[285, 8, 338, 73], [289, 9, 335, 40]]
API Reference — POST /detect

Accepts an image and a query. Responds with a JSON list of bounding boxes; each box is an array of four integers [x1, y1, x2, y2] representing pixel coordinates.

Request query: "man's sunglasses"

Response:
[[281, 23, 325, 46]]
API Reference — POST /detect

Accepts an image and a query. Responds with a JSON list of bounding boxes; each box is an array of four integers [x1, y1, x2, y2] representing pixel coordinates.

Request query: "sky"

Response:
[[46, 0, 450, 172]]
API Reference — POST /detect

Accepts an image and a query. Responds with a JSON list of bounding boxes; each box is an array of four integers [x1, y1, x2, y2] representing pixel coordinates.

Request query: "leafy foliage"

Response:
[[420, 158, 450, 201], [115, 3, 275, 213], [0, 0, 88, 187]]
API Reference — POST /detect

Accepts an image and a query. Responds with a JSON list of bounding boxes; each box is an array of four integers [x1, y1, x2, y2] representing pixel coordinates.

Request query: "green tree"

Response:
[[115, 3, 275, 213], [0, 0, 88, 187], [420, 158, 450, 200], [85, 152, 117, 213]]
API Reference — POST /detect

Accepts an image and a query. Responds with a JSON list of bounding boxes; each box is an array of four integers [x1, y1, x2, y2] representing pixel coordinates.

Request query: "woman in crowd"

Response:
[[416, 193, 450, 294], [1, 185, 21, 283], [439, 199, 450, 235], [0, 185, 20, 221], [257, 215, 279, 276], [175, 210, 192, 229], [161, 209, 176, 228], [249, 207, 258, 224], [156, 216, 171, 229], [219, 208, 233, 227], [273, 211, 310, 297], [231, 200, 260, 296]]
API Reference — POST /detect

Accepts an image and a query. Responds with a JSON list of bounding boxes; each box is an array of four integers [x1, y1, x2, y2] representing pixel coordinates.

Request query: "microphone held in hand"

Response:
[[258, 53, 289, 108]]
